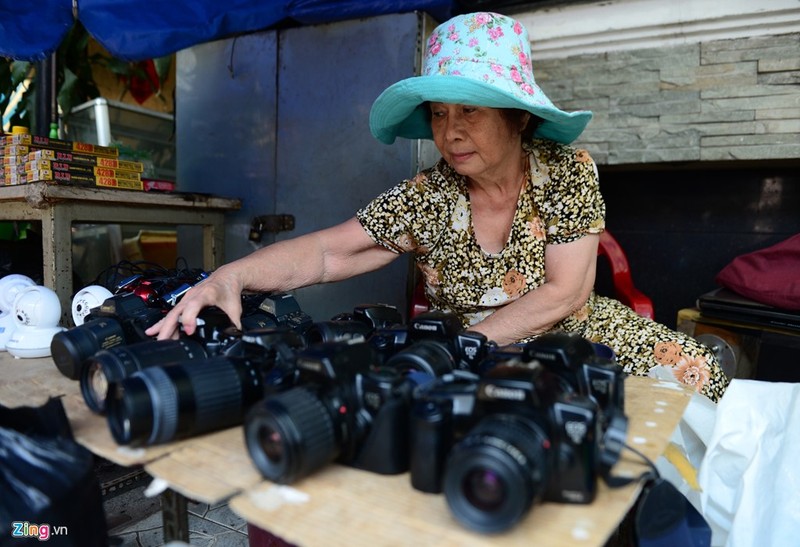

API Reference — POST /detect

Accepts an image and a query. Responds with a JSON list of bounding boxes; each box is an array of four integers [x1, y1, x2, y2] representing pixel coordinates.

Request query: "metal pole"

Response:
[[34, 53, 56, 136]]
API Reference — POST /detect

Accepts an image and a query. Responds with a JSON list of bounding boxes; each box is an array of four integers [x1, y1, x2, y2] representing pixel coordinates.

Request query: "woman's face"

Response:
[[429, 103, 524, 180]]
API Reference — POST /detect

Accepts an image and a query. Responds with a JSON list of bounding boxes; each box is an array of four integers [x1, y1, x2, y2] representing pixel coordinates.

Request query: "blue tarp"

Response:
[[0, 0, 455, 61]]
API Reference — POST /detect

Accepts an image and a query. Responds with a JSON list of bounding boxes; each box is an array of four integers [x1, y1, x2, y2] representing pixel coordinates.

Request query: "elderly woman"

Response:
[[148, 12, 728, 401]]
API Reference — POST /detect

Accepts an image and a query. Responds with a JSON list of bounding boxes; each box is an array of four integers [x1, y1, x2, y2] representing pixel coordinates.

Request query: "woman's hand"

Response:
[[145, 266, 245, 340], [144, 217, 397, 340]]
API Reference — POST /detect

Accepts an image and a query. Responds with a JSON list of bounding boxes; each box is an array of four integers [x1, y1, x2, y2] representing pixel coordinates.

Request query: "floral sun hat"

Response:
[[369, 12, 592, 145]]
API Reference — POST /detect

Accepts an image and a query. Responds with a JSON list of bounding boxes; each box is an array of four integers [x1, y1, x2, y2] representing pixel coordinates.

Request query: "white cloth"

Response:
[[697, 379, 800, 547]]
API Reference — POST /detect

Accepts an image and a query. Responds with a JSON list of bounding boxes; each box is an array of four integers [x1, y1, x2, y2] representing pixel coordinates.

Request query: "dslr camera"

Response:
[[409, 332, 628, 534], [50, 292, 166, 380], [104, 324, 307, 447], [244, 339, 436, 485], [369, 310, 492, 375], [49, 270, 210, 379], [79, 292, 310, 416], [516, 331, 625, 428], [303, 303, 403, 345]]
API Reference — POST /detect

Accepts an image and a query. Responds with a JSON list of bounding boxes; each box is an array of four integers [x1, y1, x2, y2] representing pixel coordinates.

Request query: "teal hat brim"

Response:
[[369, 76, 592, 145]]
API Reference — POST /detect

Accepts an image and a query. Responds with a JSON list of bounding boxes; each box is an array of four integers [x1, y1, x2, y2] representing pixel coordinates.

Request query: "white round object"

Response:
[[5, 286, 65, 359], [71, 285, 113, 326], [0, 313, 15, 351], [0, 274, 35, 312], [12, 285, 62, 328], [6, 325, 66, 358]]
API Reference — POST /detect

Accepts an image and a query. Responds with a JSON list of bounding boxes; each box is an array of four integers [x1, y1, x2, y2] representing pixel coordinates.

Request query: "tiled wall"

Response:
[[535, 33, 800, 165]]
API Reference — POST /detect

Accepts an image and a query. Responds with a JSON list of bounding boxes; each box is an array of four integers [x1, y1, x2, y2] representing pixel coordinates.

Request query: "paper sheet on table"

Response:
[[697, 379, 800, 547], [647, 365, 716, 508]]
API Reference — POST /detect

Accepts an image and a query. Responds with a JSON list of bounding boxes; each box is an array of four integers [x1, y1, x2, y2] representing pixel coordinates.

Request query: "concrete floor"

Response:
[[101, 467, 250, 547]]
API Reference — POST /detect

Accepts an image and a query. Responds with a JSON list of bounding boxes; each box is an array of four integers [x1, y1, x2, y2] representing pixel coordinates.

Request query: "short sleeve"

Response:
[[533, 141, 606, 244], [356, 168, 453, 255]]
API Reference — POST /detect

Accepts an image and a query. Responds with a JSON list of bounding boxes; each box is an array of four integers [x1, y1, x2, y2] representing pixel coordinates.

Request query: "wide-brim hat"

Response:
[[369, 12, 592, 145]]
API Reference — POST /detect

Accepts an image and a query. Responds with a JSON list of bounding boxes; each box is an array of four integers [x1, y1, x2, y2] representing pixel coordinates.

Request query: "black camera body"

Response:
[[244, 340, 432, 485], [50, 270, 210, 380], [53, 287, 311, 382], [249, 292, 314, 336], [118, 269, 209, 309], [370, 310, 492, 375], [520, 331, 626, 427], [408, 332, 628, 534], [303, 303, 403, 345], [51, 292, 166, 379], [194, 292, 313, 357]]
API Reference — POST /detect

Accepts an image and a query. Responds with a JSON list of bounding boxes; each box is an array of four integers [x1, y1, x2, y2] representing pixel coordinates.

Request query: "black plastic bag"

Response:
[[635, 477, 712, 547], [0, 398, 108, 547]]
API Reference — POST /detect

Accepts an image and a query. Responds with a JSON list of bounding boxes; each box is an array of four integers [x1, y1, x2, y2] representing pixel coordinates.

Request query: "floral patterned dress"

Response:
[[357, 138, 729, 401]]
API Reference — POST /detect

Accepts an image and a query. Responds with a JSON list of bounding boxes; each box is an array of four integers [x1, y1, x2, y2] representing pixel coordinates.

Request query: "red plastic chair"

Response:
[[596, 230, 654, 319], [410, 229, 655, 320]]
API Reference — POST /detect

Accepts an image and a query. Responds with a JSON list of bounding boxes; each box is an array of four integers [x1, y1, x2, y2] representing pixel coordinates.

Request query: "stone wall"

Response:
[[534, 32, 800, 165]]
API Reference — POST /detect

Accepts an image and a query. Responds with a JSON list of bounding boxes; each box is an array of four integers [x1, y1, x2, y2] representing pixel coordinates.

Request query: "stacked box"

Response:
[[27, 149, 143, 172], [26, 169, 142, 190], [26, 160, 142, 182], [0, 144, 28, 185], [2, 162, 26, 185], [4, 134, 119, 157], [1, 134, 145, 190]]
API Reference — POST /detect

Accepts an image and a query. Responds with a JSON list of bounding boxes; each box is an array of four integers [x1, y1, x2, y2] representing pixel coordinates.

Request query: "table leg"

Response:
[[203, 220, 224, 270], [40, 208, 74, 326], [161, 489, 190, 543]]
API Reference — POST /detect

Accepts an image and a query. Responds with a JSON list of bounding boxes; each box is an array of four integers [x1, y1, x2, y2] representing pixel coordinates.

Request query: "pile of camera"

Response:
[[52, 272, 630, 535]]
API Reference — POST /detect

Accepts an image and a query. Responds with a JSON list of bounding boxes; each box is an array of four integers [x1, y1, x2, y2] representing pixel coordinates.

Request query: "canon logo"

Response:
[[484, 384, 525, 401], [413, 323, 438, 332]]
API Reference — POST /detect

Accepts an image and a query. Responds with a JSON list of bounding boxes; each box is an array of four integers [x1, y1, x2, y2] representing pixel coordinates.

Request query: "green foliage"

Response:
[[0, 58, 34, 130], [1, 20, 170, 132]]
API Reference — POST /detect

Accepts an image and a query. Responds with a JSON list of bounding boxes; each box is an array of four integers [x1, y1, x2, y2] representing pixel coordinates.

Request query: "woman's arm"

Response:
[[147, 217, 398, 339], [467, 234, 599, 345]]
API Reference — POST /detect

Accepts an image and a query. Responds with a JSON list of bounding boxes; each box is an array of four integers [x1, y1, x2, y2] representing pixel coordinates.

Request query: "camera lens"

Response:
[[304, 320, 372, 345], [50, 318, 126, 380], [244, 387, 337, 484], [106, 355, 265, 446], [80, 338, 207, 414], [385, 340, 455, 376], [444, 414, 550, 534]]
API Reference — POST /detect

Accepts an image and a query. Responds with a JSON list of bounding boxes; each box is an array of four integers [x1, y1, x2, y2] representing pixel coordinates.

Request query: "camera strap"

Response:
[[598, 413, 659, 489], [601, 441, 660, 489]]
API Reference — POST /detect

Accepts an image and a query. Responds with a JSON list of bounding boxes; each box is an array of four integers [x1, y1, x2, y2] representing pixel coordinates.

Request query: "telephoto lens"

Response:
[[443, 414, 551, 534], [304, 319, 373, 345], [50, 317, 130, 380], [50, 293, 164, 380], [303, 303, 403, 345], [80, 338, 208, 414], [105, 354, 266, 446]]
